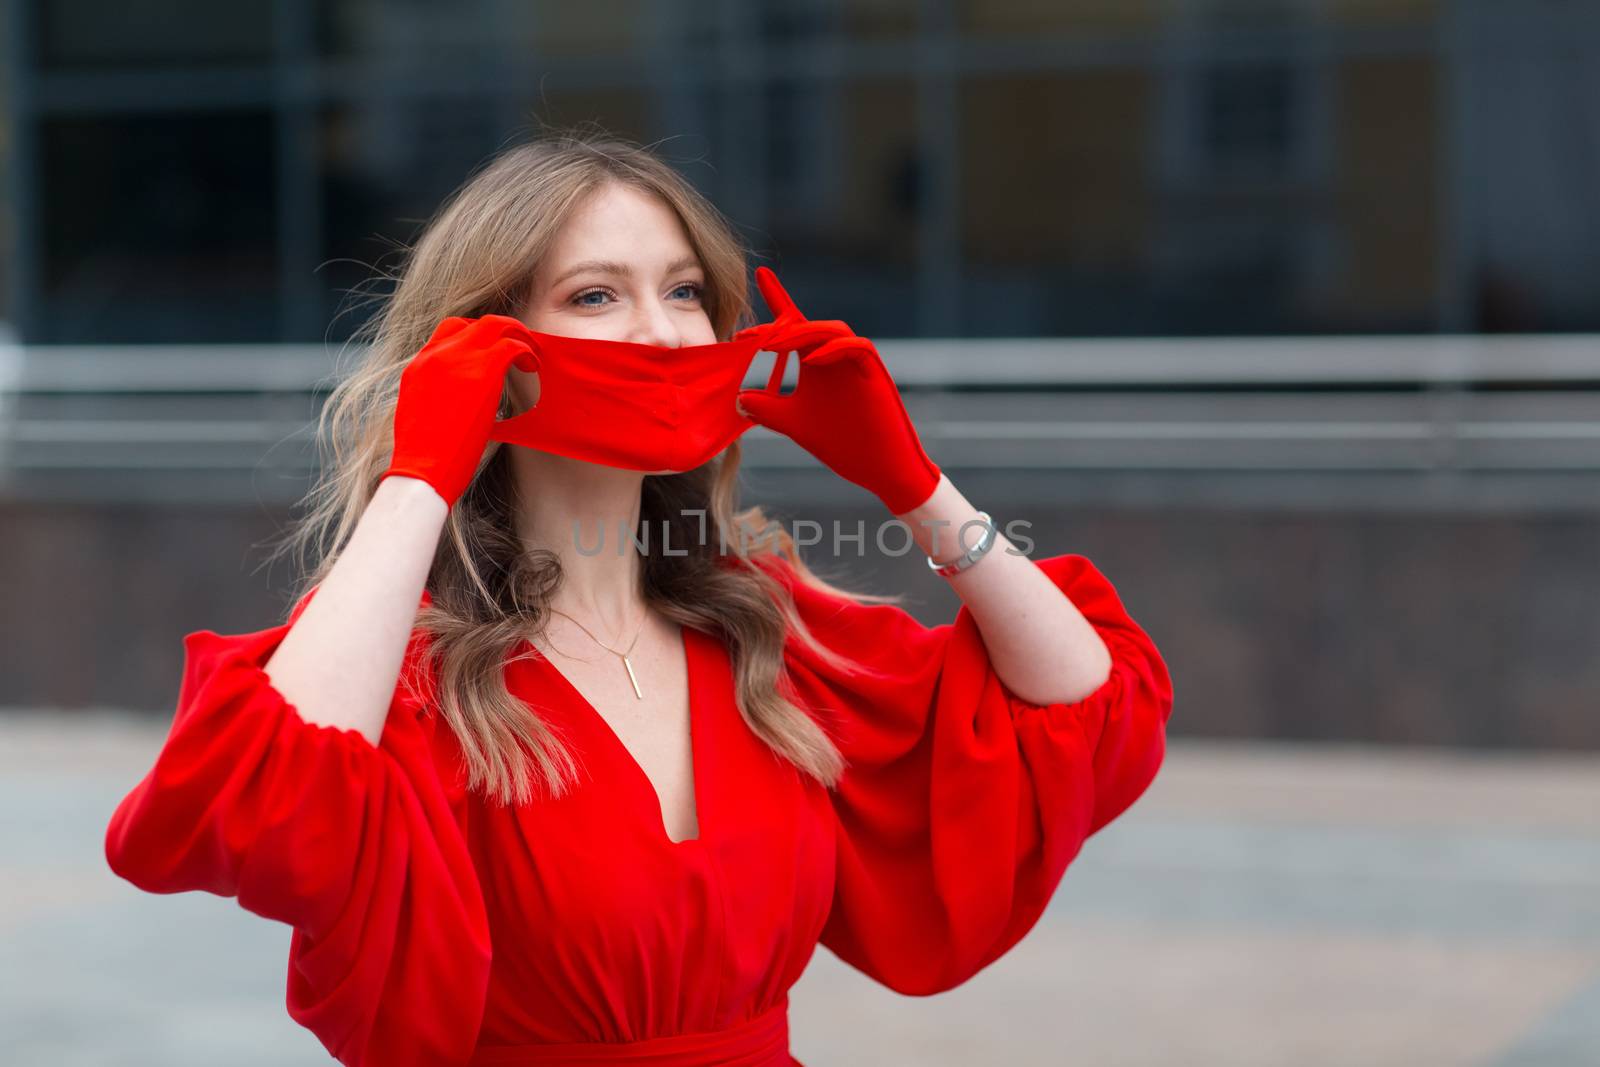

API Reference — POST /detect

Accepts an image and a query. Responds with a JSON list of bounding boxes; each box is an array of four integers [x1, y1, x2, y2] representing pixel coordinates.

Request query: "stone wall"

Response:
[[4, 476, 1596, 749]]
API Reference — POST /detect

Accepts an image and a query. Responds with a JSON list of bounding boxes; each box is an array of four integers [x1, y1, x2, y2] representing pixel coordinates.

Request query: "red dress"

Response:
[[105, 551, 1173, 1066]]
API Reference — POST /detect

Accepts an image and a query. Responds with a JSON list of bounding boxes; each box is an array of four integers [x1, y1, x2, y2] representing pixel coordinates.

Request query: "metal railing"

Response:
[[1, 335, 1597, 506]]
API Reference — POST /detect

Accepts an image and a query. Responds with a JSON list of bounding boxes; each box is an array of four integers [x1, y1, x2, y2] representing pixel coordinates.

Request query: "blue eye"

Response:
[[570, 282, 704, 308], [572, 288, 613, 307]]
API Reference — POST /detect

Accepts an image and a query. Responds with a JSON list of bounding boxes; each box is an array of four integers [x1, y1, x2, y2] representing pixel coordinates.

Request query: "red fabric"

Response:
[[487, 330, 766, 473], [467, 998, 792, 1065], [384, 314, 542, 507], [105, 553, 1172, 1065], [384, 269, 943, 509], [734, 267, 941, 514]]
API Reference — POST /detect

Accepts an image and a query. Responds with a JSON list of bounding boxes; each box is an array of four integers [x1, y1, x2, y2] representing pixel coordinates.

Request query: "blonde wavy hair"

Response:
[[267, 128, 900, 806]]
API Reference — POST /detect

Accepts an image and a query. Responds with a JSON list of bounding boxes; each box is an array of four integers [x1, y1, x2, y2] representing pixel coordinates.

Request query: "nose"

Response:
[[628, 295, 684, 349]]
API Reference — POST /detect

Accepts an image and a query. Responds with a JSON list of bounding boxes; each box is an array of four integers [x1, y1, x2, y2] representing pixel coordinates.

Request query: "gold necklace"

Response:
[[547, 606, 647, 700]]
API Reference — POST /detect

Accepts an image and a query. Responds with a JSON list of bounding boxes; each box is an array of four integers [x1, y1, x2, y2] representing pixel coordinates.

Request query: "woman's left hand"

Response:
[[734, 266, 942, 515]]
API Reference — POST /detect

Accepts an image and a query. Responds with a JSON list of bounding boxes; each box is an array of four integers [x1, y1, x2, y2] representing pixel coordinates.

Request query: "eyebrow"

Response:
[[548, 255, 705, 289]]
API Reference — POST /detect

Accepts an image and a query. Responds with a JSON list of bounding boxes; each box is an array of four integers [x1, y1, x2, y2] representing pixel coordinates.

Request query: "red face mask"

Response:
[[486, 328, 767, 473]]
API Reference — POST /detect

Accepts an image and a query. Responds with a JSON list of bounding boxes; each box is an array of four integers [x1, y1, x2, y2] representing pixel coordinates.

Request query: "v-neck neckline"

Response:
[[521, 624, 707, 850]]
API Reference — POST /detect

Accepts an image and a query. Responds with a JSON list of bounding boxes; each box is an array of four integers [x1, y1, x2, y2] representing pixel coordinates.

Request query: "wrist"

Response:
[[895, 474, 1001, 565], [924, 511, 997, 577], [378, 469, 454, 514], [886, 465, 945, 520]]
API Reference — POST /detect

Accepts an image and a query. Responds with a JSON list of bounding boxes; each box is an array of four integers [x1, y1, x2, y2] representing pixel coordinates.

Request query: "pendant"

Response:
[[622, 655, 643, 700]]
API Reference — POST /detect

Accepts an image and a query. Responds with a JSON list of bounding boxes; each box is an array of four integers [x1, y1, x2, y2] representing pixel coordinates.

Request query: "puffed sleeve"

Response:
[[761, 551, 1173, 996], [103, 586, 492, 1067]]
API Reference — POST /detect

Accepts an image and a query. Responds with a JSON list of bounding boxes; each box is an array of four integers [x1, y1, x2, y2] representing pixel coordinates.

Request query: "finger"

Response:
[[768, 320, 853, 351], [475, 313, 541, 347], [426, 316, 474, 344], [735, 388, 795, 435], [764, 349, 790, 393], [485, 325, 540, 368], [754, 266, 803, 321], [751, 321, 853, 356], [793, 318, 852, 336], [474, 312, 530, 328], [801, 335, 877, 368], [485, 336, 540, 375]]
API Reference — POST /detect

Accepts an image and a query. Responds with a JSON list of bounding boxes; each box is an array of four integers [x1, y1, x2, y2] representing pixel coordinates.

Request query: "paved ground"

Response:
[[3, 712, 1597, 1066]]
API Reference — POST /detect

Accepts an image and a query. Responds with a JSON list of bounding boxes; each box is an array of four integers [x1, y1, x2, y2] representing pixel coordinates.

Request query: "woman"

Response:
[[104, 131, 1173, 1067]]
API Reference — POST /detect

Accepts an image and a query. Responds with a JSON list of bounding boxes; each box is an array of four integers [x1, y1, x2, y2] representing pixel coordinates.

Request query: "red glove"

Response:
[[735, 267, 941, 515], [381, 314, 541, 507]]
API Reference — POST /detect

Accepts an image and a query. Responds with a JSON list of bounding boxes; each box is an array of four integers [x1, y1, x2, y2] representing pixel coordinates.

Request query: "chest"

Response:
[[530, 619, 698, 843], [470, 629, 840, 1044]]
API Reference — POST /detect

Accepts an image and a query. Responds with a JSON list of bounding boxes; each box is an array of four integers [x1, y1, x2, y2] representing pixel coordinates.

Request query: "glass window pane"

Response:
[[514, 1, 654, 57], [39, 112, 278, 342], [37, 0, 273, 69], [758, 81, 919, 338], [1328, 57, 1437, 332], [832, 0, 919, 41], [0, 6, 13, 330], [961, 72, 1152, 336], [318, 0, 514, 60], [1202, 63, 1296, 172], [761, 0, 919, 43], [523, 87, 653, 145], [319, 0, 660, 60], [1329, 0, 1440, 26], [317, 99, 522, 341], [957, 0, 1163, 36]]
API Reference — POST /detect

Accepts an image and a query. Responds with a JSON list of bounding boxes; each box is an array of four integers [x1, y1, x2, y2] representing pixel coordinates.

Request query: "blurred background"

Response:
[[1, 1, 1597, 1064]]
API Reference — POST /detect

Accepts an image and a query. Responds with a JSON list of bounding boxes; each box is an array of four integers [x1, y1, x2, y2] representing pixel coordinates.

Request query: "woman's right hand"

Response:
[[381, 314, 542, 507]]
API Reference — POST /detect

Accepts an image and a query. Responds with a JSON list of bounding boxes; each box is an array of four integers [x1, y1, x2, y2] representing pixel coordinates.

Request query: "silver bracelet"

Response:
[[926, 511, 997, 578]]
